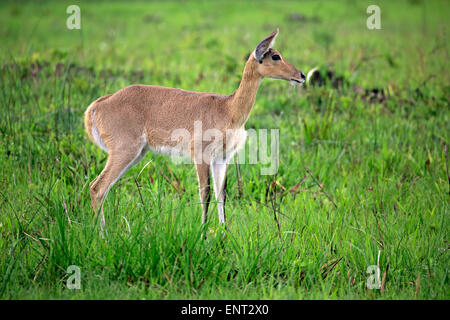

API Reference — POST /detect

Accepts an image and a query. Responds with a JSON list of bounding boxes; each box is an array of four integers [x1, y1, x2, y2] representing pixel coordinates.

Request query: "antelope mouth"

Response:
[[290, 78, 305, 85]]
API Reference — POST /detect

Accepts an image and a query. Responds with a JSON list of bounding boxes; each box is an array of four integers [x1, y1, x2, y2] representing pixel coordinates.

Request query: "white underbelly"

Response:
[[148, 128, 248, 165]]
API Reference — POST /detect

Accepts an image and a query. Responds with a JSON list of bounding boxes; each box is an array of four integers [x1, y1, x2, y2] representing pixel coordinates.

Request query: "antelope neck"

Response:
[[228, 58, 262, 127]]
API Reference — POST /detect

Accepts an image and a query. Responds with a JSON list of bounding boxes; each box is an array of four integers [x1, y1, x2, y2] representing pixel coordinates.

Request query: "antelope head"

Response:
[[253, 28, 305, 85]]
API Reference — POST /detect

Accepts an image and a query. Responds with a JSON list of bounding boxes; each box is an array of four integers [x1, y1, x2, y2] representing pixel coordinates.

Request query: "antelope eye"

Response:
[[272, 55, 281, 61]]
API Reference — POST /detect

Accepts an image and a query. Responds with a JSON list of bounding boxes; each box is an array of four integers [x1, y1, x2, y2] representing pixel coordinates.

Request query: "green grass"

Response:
[[0, 0, 449, 299]]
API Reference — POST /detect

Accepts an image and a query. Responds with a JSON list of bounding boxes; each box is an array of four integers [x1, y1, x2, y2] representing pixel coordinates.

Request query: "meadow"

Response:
[[0, 0, 448, 299]]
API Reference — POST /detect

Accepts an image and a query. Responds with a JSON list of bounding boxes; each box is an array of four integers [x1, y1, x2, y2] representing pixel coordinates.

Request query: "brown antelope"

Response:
[[84, 29, 305, 229]]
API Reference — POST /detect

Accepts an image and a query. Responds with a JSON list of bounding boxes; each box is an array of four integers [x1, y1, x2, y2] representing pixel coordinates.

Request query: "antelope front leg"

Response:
[[211, 161, 228, 224]]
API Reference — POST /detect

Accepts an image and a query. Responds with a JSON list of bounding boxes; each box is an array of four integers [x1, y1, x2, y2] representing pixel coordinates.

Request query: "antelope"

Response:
[[84, 29, 305, 230]]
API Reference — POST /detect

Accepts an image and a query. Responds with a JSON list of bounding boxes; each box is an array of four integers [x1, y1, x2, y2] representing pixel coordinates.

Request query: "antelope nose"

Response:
[[300, 71, 306, 80]]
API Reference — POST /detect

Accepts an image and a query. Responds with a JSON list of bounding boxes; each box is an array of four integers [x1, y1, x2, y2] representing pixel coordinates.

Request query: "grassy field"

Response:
[[0, 0, 448, 299]]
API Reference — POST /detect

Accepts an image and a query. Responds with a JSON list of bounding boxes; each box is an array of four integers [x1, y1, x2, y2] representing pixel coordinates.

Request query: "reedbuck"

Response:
[[84, 29, 305, 229]]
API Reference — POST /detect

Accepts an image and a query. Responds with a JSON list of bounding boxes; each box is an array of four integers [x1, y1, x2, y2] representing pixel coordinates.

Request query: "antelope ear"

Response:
[[253, 28, 279, 61]]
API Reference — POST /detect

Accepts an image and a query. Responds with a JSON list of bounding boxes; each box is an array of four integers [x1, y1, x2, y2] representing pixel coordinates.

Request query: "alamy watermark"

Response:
[[66, 5, 81, 30], [366, 5, 381, 30], [366, 265, 381, 289], [66, 265, 81, 290], [168, 121, 279, 175]]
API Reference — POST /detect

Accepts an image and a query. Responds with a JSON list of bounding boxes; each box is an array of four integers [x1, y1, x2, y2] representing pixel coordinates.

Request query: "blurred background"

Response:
[[0, 0, 448, 299], [2, 0, 449, 89]]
